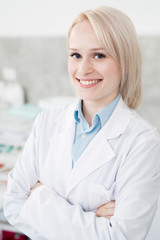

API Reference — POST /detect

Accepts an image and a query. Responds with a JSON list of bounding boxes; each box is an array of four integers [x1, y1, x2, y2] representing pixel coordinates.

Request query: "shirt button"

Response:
[[82, 133, 86, 138]]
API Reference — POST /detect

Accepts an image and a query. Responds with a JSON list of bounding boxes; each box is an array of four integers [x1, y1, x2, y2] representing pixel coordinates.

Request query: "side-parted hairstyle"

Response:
[[68, 6, 142, 109]]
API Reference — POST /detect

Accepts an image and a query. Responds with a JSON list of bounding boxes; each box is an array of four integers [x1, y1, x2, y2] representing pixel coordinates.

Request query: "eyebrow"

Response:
[[69, 48, 105, 51]]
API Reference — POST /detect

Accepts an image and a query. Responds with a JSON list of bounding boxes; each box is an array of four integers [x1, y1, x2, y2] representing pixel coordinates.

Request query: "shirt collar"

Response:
[[74, 93, 121, 127], [97, 93, 121, 126], [74, 100, 83, 123]]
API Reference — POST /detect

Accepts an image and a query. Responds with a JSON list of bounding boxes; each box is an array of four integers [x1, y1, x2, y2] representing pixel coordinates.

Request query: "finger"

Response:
[[96, 212, 114, 218], [30, 182, 42, 194], [96, 207, 115, 217], [36, 182, 42, 187], [105, 215, 113, 219], [96, 207, 114, 216], [103, 201, 115, 209], [97, 202, 115, 213], [98, 203, 115, 211]]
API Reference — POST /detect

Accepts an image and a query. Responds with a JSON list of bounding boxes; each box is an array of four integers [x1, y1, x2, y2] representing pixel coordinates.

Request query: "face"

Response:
[[68, 20, 121, 108]]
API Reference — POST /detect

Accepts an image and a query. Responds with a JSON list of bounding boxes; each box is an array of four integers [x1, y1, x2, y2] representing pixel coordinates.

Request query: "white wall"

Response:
[[0, 0, 160, 36]]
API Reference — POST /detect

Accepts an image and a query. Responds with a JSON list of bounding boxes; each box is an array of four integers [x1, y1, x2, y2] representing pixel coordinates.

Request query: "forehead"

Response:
[[69, 21, 102, 49]]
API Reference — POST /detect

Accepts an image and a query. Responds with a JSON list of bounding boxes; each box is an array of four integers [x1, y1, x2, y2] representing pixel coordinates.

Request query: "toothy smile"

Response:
[[76, 78, 102, 86], [80, 79, 101, 85]]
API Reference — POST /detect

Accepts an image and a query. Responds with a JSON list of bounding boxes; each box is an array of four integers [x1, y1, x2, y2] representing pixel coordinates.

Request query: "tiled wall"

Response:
[[0, 36, 159, 132]]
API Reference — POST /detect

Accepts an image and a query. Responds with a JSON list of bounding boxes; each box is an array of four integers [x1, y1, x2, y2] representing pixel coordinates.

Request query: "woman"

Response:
[[4, 6, 160, 240]]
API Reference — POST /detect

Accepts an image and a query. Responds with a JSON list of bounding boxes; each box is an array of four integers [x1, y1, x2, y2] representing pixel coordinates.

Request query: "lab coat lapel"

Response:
[[66, 98, 132, 194], [66, 132, 115, 195], [49, 104, 76, 185]]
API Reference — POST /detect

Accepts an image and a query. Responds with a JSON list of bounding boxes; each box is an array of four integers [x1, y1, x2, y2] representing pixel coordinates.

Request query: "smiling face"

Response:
[[68, 20, 121, 109]]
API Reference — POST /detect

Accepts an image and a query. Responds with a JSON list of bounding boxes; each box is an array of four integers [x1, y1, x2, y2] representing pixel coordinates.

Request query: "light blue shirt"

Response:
[[72, 94, 121, 167]]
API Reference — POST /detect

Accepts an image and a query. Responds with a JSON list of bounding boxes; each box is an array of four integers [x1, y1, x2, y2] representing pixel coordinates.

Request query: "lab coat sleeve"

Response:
[[112, 132, 160, 240], [3, 112, 47, 240], [19, 131, 160, 240]]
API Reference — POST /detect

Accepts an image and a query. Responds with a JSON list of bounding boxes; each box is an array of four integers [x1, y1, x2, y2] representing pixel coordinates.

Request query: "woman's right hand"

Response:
[[96, 201, 115, 219]]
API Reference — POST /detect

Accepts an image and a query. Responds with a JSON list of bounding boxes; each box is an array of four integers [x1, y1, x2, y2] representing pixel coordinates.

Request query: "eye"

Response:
[[94, 53, 106, 59], [70, 53, 81, 59]]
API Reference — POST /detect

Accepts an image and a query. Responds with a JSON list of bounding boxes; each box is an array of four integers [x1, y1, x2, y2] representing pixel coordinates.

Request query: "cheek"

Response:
[[112, 66, 121, 86], [104, 63, 121, 83]]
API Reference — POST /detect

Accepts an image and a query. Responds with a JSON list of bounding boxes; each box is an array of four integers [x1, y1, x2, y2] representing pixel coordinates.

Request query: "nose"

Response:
[[77, 58, 93, 76]]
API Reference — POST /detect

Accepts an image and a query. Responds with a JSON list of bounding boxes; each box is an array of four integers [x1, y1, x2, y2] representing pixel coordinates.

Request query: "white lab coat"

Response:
[[4, 98, 160, 240]]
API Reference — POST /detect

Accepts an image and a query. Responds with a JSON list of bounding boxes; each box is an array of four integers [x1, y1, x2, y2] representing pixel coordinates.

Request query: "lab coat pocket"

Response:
[[88, 182, 116, 211]]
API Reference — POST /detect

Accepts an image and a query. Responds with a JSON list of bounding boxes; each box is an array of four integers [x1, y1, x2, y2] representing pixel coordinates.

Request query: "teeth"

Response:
[[80, 80, 99, 85]]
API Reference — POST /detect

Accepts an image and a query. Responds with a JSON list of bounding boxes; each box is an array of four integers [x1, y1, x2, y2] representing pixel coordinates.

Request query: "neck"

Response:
[[82, 100, 106, 126]]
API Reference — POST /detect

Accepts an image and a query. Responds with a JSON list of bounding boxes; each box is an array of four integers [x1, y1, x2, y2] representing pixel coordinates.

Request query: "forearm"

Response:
[[4, 171, 46, 240], [20, 174, 160, 240], [20, 185, 113, 240]]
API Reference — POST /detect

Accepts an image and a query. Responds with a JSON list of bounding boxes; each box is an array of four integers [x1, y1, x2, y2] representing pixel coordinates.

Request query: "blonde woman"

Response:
[[4, 6, 160, 240]]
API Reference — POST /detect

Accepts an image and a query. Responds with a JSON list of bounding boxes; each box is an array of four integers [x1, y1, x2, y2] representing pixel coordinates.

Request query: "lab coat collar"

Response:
[[66, 97, 132, 140], [101, 97, 132, 140], [62, 97, 132, 139]]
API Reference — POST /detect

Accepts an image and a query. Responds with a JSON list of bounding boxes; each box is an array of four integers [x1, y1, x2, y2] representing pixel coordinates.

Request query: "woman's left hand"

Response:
[[30, 181, 42, 195], [96, 200, 115, 219]]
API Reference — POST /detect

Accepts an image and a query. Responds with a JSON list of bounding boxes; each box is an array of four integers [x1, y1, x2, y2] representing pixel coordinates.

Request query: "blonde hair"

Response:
[[68, 6, 142, 109]]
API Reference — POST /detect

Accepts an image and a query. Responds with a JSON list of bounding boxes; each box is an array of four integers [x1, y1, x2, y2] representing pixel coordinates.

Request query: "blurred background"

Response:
[[0, 0, 159, 130], [0, 0, 160, 239]]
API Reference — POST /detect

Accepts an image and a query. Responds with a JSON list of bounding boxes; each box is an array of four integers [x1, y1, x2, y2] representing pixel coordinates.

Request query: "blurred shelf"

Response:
[[0, 209, 23, 236], [0, 221, 18, 232], [0, 171, 9, 181], [0, 208, 18, 233]]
